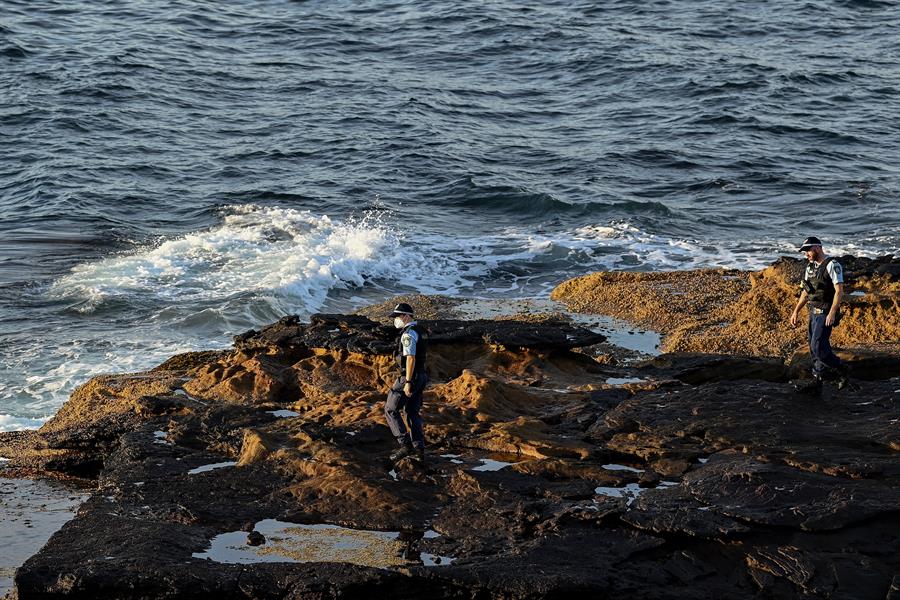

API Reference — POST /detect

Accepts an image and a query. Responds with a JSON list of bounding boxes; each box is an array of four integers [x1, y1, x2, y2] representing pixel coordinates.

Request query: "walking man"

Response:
[[385, 303, 428, 462], [789, 236, 848, 392]]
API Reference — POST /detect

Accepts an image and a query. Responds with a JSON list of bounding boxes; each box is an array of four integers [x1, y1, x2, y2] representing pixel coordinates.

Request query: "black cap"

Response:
[[799, 236, 823, 252], [390, 302, 414, 316]]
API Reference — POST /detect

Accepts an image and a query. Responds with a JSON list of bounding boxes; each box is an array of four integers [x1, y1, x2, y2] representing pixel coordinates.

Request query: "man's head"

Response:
[[390, 303, 415, 329], [799, 236, 825, 262]]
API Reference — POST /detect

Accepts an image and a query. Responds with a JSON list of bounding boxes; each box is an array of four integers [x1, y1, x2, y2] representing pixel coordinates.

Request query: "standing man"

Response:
[[789, 236, 848, 392], [385, 303, 428, 462]]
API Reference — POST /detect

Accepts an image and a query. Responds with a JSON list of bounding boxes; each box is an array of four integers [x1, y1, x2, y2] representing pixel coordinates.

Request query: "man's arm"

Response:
[[790, 290, 809, 327], [826, 283, 843, 326], [403, 355, 416, 395]]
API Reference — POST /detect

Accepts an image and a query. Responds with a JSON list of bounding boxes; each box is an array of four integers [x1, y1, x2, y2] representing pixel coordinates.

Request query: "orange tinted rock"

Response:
[[184, 354, 292, 404], [552, 256, 900, 357], [237, 428, 282, 466]]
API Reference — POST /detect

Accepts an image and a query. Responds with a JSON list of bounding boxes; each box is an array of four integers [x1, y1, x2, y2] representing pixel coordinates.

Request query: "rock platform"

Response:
[[1, 259, 898, 599]]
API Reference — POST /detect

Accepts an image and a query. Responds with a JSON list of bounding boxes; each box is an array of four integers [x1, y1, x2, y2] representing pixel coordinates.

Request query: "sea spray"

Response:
[[47, 205, 413, 314]]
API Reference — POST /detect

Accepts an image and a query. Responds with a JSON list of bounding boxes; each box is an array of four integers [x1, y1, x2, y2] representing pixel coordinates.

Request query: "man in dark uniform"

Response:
[[789, 236, 848, 393], [384, 303, 428, 462]]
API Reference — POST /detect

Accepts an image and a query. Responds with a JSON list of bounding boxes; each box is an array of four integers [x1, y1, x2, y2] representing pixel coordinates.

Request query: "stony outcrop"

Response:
[[551, 255, 900, 356], [1, 299, 898, 598]]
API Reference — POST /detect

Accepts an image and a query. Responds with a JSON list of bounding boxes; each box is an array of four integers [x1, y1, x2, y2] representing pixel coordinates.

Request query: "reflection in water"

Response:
[[193, 519, 455, 569], [0, 478, 87, 597]]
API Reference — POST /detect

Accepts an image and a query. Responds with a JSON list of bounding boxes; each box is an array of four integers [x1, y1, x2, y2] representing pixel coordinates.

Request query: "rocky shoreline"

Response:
[[1, 257, 898, 599], [552, 254, 899, 357]]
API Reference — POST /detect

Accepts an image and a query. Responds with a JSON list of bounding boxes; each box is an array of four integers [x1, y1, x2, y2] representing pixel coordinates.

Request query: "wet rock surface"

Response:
[[1, 307, 898, 599], [0, 478, 87, 598]]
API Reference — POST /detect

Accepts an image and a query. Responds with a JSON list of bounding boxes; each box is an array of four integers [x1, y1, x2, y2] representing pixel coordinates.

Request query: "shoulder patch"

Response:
[[401, 333, 412, 348]]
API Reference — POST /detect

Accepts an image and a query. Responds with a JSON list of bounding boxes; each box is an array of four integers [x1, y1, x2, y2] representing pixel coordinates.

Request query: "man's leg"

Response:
[[808, 313, 825, 379], [797, 313, 825, 397], [385, 377, 412, 449], [817, 321, 842, 371], [817, 317, 849, 388], [404, 374, 427, 451]]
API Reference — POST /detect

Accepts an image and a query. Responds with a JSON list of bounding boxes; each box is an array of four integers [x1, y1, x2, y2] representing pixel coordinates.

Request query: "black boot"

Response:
[[834, 364, 851, 390], [792, 376, 823, 397], [390, 441, 414, 462], [810, 375, 824, 397]]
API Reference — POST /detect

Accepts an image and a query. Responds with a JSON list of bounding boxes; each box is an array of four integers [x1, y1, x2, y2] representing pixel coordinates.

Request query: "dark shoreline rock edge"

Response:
[[1, 314, 898, 599]]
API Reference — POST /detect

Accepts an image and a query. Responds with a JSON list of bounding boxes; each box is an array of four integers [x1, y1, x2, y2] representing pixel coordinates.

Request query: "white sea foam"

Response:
[[48, 206, 420, 315], [549, 222, 768, 270], [516, 222, 891, 273], [44, 204, 535, 319]]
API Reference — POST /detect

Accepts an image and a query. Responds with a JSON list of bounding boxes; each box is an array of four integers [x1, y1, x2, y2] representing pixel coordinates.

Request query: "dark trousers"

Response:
[[385, 373, 427, 449], [808, 312, 841, 378]]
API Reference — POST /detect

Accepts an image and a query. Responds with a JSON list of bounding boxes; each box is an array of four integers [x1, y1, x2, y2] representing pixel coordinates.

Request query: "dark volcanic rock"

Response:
[[416, 528, 670, 597], [234, 313, 607, 353], [638, 353, 795, 383], [787, 346, 900, 381], [246, 531, 265, 546], [888, 575, 900, 600], [5, 315, 900, 599], [624, 485, 750, 538], [684, 452, 900, 531], [745, 543, 891, 598]]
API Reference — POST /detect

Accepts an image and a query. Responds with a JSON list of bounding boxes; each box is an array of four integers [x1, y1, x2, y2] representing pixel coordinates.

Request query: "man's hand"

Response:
[[791, 290, 808, 328], [828, 283, 843, 327], [403, 382, 412, 396]]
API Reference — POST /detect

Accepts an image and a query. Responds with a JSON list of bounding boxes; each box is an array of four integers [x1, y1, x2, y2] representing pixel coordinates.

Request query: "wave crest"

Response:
[[48, 205, 406, 314]]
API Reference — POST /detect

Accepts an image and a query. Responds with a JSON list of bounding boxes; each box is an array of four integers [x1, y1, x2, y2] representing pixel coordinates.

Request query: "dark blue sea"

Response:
[[1, 0, 899, 429]]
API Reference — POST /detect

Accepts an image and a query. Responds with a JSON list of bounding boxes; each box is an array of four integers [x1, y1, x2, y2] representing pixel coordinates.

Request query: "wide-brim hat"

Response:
[[799, 236, 822, 252], [389, 302, 415, 316]]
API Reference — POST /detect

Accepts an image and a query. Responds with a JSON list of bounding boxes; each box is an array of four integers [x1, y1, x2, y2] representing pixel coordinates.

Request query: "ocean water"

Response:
[[1, 0, 898, 429]]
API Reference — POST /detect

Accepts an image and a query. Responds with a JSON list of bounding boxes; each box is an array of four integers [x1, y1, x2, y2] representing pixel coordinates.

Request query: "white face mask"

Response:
[[393, 317, 406, 329]]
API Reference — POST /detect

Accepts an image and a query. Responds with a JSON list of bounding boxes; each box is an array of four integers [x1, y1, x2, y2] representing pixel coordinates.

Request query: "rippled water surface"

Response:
[[1, 0, 898, 425]]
